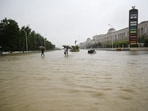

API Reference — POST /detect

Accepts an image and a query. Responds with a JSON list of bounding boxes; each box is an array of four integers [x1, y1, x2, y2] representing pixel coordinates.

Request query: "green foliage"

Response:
[[144, 37, 148, 47], [114, 41, 129, 47], [70, 45, 79, 52], [0, 18, 55, 52], [137, 35, 148, 47], [0, 18, 20, 51], [105, 40, 129, 48], [130, 44, 138, 47], [137, 36, 145, 43]]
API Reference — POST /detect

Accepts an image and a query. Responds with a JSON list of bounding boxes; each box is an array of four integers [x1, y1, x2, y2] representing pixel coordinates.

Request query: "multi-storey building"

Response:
[[79, 21, 148, 49]]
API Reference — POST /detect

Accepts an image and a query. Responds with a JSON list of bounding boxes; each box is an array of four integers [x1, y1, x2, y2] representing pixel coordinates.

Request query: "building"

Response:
[[79, 21, 148, 49]]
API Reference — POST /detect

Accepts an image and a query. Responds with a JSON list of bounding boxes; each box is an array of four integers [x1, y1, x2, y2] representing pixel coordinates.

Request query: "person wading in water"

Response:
[[64, 46, 69, 56], [41, 47, 45, 57]]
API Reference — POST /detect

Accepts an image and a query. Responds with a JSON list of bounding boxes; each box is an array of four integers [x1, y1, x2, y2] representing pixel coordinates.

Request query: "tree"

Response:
[[0, 18, 55, 52], [0, 18, 19, 51]]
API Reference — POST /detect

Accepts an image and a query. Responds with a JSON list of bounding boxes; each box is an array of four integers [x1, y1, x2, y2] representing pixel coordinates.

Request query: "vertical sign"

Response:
[[129, 6, 138, 44]]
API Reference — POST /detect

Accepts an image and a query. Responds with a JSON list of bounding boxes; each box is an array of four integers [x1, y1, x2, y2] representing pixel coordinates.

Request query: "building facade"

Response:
[[79, 21, 148, 49]]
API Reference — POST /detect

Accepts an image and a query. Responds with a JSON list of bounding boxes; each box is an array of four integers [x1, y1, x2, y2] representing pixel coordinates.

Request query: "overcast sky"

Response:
[[0, 0, 148, 47]]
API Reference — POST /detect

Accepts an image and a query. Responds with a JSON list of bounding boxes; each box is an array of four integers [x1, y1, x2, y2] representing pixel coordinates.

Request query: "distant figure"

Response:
[[41, 47, 45, 57], [64, 46, 68, 56]]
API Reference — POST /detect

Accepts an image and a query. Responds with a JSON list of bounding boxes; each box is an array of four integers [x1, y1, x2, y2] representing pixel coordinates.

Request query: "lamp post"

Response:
[[108, 24, 115, 50], [23, 30, 28, 52], [44, 38, 47, 49]]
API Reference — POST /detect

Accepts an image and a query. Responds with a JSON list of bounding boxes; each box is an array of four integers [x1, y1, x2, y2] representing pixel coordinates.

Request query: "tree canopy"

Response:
[[0, 18, 55, 52]]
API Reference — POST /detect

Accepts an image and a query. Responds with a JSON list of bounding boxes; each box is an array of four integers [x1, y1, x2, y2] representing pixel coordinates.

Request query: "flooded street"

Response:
[[0, 50, 148, 111]]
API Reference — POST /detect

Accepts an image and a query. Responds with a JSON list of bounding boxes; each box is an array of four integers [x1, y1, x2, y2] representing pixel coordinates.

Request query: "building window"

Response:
[[115, 35, 117, 40], [141, 28, 144, 35]]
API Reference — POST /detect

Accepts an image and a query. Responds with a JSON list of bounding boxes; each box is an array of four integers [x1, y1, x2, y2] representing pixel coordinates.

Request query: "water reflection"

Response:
[[0, 50, 148, 111]]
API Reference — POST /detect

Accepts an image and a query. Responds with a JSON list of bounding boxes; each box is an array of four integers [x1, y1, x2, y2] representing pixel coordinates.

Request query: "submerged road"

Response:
[[0, 50, 148, 111]]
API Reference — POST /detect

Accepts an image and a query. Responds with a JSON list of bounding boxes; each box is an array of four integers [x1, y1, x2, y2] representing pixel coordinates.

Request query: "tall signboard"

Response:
[[129, 6, 138, 45]]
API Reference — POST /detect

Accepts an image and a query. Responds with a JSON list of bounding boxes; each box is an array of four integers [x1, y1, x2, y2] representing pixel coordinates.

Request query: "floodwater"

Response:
[[0, 50, 148, 111]]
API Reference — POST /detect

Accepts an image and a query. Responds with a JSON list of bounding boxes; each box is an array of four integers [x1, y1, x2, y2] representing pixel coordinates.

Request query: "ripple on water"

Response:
[[118, 94, 133, 100], [121, 88, 136, 93], [118, 88, 135, 100]]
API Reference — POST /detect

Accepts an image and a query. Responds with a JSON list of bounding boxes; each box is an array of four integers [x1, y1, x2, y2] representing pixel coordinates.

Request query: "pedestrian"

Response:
[[41, 47, 45, 57], [64, 46, 68, 56]]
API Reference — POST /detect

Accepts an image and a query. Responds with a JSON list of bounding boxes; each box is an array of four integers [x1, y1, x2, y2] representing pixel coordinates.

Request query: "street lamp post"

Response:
[[108, 24, 115, 50], [112, 33, 113, 50], [44, 38, 46, 49], [23, 30, 28, 52]]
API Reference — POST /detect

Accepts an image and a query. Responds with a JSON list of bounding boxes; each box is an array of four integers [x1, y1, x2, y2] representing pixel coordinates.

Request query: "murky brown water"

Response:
[[0, 50, 148, 111]]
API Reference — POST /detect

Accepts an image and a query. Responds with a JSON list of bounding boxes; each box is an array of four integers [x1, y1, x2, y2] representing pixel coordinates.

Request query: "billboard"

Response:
[[129, 7, 138, 44]]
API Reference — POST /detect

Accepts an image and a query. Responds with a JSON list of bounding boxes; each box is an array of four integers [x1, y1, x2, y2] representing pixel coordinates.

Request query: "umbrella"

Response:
[[39, 46, 45, 49], [62, 45, 71, 49]]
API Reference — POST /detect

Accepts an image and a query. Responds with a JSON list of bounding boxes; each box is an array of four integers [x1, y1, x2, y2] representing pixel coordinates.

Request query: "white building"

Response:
[[79, 21, 148, 48]]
